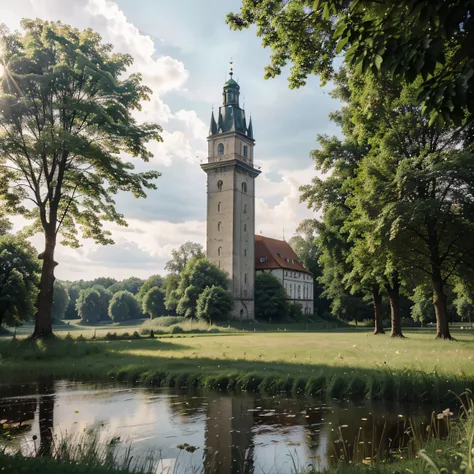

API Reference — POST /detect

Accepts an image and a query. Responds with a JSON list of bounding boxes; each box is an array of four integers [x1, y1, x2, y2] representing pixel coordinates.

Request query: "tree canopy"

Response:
[[255, 273, 289, 322], [0, 19, 162, 337], [165, 242, 205, 274], [227, 0, 474, 126], [196, 285, 234, 323]]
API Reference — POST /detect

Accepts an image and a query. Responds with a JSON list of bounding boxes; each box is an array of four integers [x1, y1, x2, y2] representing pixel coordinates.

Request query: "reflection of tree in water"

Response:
[[204, 394, 255, 474], [315, 403, 448, 467], [37, 377, 55, 457], [165, 390, 208, 423], [0, 383, 37, 449]]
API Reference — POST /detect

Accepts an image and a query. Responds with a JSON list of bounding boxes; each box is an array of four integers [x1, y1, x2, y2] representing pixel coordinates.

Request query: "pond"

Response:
[[0, 380, 451, 473]]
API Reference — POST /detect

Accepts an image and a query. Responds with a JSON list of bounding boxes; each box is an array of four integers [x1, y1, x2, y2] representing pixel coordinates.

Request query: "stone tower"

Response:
[[201, 70, 260, 320]]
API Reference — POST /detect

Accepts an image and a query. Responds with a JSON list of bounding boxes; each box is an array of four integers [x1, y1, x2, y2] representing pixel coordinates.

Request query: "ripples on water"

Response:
[[0, 380, 449, 473]]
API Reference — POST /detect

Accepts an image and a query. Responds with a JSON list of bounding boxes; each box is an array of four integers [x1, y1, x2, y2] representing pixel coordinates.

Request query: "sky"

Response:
[[1, 0, 340, 281]]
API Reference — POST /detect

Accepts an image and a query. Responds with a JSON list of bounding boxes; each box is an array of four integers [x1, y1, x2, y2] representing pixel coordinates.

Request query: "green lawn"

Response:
[[1, 329, 473, 402]]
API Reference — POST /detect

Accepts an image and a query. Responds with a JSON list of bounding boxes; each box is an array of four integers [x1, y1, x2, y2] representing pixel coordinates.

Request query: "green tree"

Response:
[[165, 242, 205, 274], [0, 234, 40, 328], [410, 285, 436, 327], [91, 285, 112, 320], [196, 285, 234, 323], [136, 274, 165, 303], [453, 281, 474, 328], [176, 258, 229, 318], [52, 281, 69, 322], [76, 287, 102, 324], [227, 0, 474, 125], [164, 273, 180, 315], [142, 286, 166, 319], [90, 277, 117, 289], [108, 290, 141, 322], [0, 20, 162, 338], [63, 283, 82, 319], [255, 273, 289, 322], [109, 277, 144, 295], [347, 73, 474, 339]]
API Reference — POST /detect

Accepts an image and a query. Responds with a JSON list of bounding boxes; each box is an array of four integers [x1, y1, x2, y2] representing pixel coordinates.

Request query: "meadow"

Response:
[[1, 328, 473, 403]]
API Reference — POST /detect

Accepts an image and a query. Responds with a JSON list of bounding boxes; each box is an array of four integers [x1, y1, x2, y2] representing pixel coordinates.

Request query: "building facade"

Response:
[[255, 235, 314, 315], [201, 74, 261, 320]]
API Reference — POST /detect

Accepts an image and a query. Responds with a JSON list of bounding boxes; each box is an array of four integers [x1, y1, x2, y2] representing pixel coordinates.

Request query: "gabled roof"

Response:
[[255, 235, 310, 274]]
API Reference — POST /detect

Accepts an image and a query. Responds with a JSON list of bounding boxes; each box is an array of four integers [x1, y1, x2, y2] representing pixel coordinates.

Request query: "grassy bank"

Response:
[[0, 330, 473, 402]]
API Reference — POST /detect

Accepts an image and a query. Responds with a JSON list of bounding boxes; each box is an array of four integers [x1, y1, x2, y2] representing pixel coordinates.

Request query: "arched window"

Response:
[[218, 247, 222, 256], [244, 249, 247, 256], [243, 204, 247, 214], [217, 180, 223, 191], [218, 260, 221, 268], [217, 202, 222, 212], [217, 143, 224, 156], [243, 145, 248, 157], [241, 182, 247, 193], [218, 221, 222, 232], [244, 224, 247, 231]]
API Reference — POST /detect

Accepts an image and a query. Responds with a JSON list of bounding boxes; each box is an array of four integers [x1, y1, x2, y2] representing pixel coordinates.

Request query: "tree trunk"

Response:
[[433, 276, 453, 340], [32, 232, 57, 339], [372, 290, 385, 335], [387, 280, 404, 338]]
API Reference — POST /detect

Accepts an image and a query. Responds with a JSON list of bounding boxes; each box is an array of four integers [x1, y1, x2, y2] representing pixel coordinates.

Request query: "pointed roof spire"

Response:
[[247, 116, 254, 139], [209, 109, 218, 135]]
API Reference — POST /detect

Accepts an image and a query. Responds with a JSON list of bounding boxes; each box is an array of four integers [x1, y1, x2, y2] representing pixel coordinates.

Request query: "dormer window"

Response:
[[217, 143, 224, 156]]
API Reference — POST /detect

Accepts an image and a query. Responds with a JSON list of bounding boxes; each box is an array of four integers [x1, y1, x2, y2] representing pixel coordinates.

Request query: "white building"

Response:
[[255, 235, 314, 315]]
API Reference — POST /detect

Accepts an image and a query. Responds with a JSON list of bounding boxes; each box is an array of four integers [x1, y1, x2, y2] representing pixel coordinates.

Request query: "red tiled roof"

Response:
[[255, 235, 310, 274]]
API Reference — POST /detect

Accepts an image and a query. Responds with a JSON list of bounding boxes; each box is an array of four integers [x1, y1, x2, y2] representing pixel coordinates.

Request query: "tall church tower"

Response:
[[201, 67, 260, 320]]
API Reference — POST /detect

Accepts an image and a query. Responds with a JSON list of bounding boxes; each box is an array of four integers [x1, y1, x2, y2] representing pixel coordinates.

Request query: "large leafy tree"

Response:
[[196, 285, 234, 323], [108, 290, 141, 322], [255, 273, 289, 322], [109, 277, 145, 296], [0, 233, 40, 328], [348, 72, 474, 339], [227, 0, 474, 125], [0, 20, 162, 338], [76, 287, 102, 324], [136, 274, 165, 304], [165, 242, 205, 274], [142, 286, 167, 319], [176, 257, 229, 318]]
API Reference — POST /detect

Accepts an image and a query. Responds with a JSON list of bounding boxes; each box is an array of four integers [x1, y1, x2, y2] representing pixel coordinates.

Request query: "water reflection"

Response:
[[0, 381, 449, 473]]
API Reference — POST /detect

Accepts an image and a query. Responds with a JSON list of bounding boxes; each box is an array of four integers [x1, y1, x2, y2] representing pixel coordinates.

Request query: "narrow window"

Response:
[[290, 284, 293, 298], [218, 260, 221, 268], [218, 221, 222, 231], [241, 182, 247, 193], [244, 273, 247, 284], [298, 285, 301, 299], [217, 202, 222, 212], [244, 224, 247, 231], [218, 247, 222, 256], [217, 143, 224, 156], [243, 145, 248, 157], [243, 204, 247, 214], [244, 249, 247, 256], [217, 180, 223, 191]]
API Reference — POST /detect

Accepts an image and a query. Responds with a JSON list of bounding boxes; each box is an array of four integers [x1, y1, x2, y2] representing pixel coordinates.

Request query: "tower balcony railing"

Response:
[[208, 154, 259, 169]]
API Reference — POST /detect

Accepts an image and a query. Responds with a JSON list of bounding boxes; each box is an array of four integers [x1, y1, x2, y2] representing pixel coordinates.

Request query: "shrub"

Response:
[[170, 326, 184, 334], [108, 291, 141, 322], [76, 288, 102, 324]]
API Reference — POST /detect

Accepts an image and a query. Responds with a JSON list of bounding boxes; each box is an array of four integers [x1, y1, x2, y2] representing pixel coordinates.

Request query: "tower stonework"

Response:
[[201, 75, 260, 320]]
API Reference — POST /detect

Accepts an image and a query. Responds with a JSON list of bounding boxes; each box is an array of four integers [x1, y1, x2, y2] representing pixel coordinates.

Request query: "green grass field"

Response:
[[1, 329, 473, 402]]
